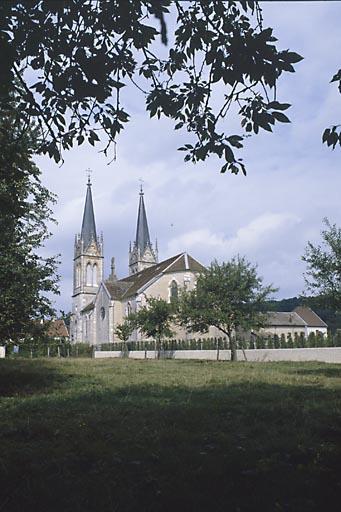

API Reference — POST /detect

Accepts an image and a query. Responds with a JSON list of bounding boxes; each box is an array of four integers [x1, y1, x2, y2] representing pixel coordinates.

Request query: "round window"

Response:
[[100, 307, 105, 320]]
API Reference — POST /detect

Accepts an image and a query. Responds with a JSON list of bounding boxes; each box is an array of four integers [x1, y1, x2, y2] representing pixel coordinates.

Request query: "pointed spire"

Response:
[[135, 185, 151, 252], [81, 176, 97, 249]]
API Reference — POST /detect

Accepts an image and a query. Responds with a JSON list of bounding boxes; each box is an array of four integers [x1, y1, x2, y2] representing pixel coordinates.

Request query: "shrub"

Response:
[[287, 333, 294, 348], [308, 332, 316, 348], [280, 334, 286, 348], [293, 333, 299, 348], [267, 336, 274, 349], [298, 332, 306, 348], [273, 334, 280, 349]]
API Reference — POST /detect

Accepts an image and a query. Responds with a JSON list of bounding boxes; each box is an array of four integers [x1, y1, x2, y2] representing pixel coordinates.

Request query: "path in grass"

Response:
[[0, 359, 340, 512]]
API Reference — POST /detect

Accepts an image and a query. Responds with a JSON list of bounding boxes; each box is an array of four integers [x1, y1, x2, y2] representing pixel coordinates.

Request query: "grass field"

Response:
[[0, 358, 340, 512]]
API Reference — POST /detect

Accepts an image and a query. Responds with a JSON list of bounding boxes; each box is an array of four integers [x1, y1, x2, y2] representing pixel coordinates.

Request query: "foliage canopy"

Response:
[[1, 0, 302, 173], [135, 297, 175, 344], [177, 257, 277, 360], [0, 107, 59, 344], [303, 218, 341, 311]]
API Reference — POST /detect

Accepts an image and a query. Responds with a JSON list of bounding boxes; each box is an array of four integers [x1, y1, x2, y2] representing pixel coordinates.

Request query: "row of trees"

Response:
[[9, 331, 341, 359]]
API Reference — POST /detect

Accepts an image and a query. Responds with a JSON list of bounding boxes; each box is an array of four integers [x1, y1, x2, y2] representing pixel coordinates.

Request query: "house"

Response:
[[259, 307, 328, 338], [46, 319, 70, 341], [293, 306, 328, 336]]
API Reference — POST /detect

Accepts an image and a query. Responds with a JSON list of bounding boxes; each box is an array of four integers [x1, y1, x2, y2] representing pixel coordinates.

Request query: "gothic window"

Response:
[[100, 307, 106, 320], [76, 264, 81, 287], [86, 262, 92, 285], [170, 280, 178, 302], [127, 302, 132, 316], [93, 263, 98, 285]]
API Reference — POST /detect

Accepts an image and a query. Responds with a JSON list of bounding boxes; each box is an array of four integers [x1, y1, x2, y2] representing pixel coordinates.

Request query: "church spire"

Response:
[[129, 185, 158, 275], [135, 185, 151, 252], [81, 176, 97, 249]]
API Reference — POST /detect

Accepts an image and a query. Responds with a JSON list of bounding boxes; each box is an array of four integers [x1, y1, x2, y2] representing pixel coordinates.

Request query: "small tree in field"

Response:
[[135, 298, 175, 357], [302, 219, 341, 311], [115, 317, 136, 354], [177, 257, 277, 361], [115, 318, 135, 343]]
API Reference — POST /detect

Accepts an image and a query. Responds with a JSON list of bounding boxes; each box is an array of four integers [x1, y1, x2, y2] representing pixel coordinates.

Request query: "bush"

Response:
[[308, 332, 316, 348], [280, 334, 286, 348], [293, 333, 299, 348], [267, 336, 274, 349], [273, 334, 280, 349], [334, 331, 341, 347], [287, 333, 294, 349]]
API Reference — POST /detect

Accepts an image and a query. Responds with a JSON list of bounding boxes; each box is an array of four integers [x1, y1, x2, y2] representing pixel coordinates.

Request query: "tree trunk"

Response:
[[230, 336, 238, 362]]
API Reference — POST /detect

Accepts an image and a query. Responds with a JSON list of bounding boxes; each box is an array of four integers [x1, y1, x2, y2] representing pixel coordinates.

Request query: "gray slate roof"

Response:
[[266, 312, 307, 327], [102, 252, 205, 300], [81, 180, 97, 249], [293, 306, 327, 328], [135, 190, 151, 252]]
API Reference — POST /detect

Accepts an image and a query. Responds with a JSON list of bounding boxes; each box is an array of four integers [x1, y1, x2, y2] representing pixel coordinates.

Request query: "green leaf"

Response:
[[267, 101, 291, 111], [285, 52, 304, 64], [272, 112, 291, 123]]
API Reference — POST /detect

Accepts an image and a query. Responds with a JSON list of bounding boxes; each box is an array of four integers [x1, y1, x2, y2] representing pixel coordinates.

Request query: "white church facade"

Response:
[[70, 180, 207, 345]]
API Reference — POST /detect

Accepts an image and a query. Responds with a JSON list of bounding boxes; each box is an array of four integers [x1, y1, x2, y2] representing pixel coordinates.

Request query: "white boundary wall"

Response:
[[94, 347, 341, 363]]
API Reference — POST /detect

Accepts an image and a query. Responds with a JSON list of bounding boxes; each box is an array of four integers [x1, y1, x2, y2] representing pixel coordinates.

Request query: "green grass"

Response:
[[0, 359, 340, 512]]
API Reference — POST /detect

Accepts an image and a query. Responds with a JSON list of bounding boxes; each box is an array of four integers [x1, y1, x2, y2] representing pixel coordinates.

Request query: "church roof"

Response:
[[104, 279, 131, 300], [135, 188, 151, 252], [265, 312, 307, 327], [118, 252, 205, 299], [293, 306, 327, 328], [81, 179, 97, 249]]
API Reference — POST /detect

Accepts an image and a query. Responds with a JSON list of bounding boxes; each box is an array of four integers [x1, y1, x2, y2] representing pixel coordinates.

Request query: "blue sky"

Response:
[[36, 2, 341, 313]]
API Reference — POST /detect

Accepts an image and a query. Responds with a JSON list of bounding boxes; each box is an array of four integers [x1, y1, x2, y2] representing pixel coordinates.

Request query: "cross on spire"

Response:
[[86, 168, 92, 185], [139, 177, 144, 195]]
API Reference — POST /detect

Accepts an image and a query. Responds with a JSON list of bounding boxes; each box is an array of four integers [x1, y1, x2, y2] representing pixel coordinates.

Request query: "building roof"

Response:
[[46, 319, 69, 338], [118, 252, 205, 299], [81, 178, 97, 249], [265, 311, 307, 327], [104, 280, 131, 300], [293, 306, 328, 328], [135, 188, 151, 253]]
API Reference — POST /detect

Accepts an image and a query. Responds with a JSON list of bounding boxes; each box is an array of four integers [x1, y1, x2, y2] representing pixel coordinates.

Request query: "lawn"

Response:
[[0, 358, 340, 512]]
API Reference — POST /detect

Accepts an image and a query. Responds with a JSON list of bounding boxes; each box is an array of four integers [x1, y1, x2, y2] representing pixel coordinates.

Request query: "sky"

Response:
[[36, 1, 341, 313]]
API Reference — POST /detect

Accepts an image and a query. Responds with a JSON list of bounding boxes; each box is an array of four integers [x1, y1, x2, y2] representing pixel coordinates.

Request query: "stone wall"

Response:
[[94, 347, 341, 363]]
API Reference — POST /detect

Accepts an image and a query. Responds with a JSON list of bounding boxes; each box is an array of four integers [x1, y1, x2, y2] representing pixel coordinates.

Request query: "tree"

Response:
[[135, 297, 174, 355], [302, 218, 341, 311], [322, 69, 341, 149], [115, 317, 135, 343], [0, 107, 59, 345], [0, 1, 302, 173], [177, 257, 277, 361]]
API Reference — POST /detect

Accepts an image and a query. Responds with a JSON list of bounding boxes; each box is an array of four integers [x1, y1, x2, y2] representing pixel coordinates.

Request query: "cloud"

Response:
[[168, 212, 301, 260]]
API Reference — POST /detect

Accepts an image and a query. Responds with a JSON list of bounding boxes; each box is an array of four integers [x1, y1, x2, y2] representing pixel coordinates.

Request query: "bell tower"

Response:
[[129, 186, 158, 275], [70, 175, 103, 342]]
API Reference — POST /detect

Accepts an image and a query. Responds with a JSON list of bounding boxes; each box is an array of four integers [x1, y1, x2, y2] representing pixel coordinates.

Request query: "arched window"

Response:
[[170, 280, 178, 302], [127, 302, 132, 316], [76, 264, 81, 287], [93, 264, 98, 285], [86, 262, 92, 285]]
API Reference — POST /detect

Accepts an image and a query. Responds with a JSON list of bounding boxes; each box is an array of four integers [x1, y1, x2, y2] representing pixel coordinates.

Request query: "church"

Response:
[[70, 179, 207, 344]]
